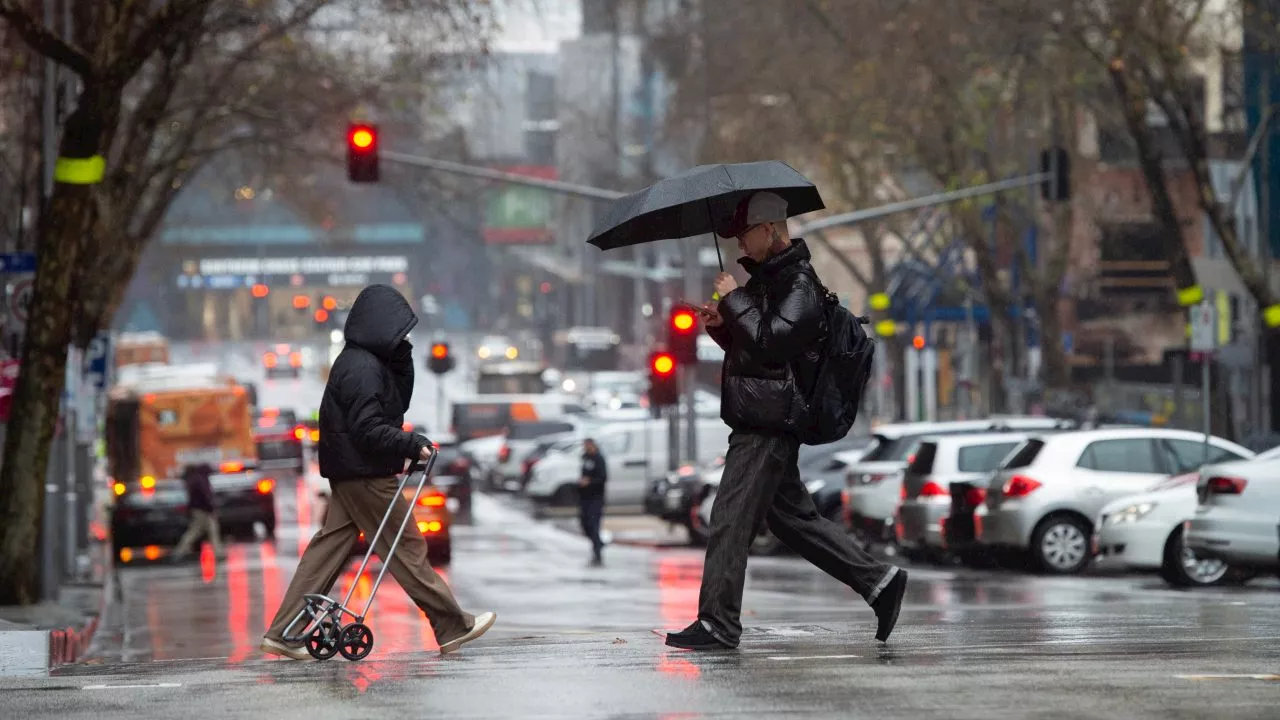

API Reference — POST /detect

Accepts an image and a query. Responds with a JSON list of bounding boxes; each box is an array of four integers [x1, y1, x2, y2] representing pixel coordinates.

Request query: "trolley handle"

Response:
[[407, 448, 438, 476]]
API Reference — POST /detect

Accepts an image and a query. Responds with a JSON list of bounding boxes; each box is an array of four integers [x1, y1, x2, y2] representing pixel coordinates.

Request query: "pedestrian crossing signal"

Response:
[[347, 124, 379, 183]]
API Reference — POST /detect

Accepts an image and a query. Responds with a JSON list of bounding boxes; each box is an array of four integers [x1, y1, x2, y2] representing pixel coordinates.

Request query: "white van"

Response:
[[526, 418, 731, 507]]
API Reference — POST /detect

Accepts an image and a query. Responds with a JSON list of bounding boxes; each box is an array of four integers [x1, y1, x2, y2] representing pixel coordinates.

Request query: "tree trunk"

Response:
[[1034, 286, 1070, 392], [0, 99, 103, 605]]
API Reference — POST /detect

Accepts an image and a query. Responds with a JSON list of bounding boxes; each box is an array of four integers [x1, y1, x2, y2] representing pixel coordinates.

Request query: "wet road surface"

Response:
[[7, 474, 1280, 718]]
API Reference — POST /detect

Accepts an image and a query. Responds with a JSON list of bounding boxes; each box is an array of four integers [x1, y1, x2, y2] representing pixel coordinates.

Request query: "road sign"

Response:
[[1190, 301, 1216, 353], [10, 277, 33, 323], [83, 333, 110, 392], [0, 252, 35, 273]]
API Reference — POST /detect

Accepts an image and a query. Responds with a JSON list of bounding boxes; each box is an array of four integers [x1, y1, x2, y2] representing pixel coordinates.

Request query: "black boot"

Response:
[[871, 569, 907, 642]]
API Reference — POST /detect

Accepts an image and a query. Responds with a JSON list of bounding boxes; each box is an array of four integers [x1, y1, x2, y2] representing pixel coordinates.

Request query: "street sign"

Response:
[[83, 333, 110, 392], [0, 252, 36, 273], [10, 277, 33, 323], [1190, 301, 1216, 353]]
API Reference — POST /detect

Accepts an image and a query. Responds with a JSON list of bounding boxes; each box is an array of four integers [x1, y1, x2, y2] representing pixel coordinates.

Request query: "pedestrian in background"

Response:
[[172, 462, 223, 561], [580, 437, 608, 566]]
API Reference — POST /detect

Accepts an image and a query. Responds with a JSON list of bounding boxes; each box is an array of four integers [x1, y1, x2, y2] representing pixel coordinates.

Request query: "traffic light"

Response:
[[668, 307, 698, 363], [427, 342, 455, 375], [649, 351, 678, 407], [1040, 146, 1069, 202], [347, 123, 379, 183]]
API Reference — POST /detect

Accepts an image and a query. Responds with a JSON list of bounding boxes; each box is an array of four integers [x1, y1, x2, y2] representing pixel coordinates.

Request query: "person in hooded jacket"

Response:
[[261, 284, 496, 659], [171, 463, 223, 561], [664, 191, 907, 652]]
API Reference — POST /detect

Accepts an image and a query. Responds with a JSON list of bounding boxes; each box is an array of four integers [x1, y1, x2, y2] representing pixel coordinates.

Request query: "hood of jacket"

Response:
[[343, 284, 419, 360], [737, 237, 812, 281]]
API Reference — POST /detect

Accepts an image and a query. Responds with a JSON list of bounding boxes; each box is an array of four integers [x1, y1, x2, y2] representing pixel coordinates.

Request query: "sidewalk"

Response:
[[552, 513, 693, 548], [0, 542, 112, 677]]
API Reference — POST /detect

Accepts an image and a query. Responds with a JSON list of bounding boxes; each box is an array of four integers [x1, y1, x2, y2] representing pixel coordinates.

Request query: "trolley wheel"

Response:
[[338, 623, 374, 661], [305, 619, 340, 660]]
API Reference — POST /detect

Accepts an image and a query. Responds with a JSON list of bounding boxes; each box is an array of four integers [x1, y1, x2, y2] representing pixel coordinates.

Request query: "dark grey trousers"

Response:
[[697, 431, 899, 645]]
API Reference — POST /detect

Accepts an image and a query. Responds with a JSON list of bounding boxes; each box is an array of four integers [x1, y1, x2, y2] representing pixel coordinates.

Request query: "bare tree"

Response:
[[0, 0, 490, 604]]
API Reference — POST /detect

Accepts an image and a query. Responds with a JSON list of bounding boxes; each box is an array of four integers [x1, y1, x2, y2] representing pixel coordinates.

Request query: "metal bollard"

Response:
[[40, 432, 66, 601]]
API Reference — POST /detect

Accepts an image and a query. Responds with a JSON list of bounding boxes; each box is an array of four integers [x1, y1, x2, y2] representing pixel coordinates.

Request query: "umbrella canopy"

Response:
[[586, 161, 824, 253]]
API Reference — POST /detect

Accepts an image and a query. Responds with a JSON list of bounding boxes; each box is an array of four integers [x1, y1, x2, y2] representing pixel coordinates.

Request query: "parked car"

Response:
[[844, 417, 1072, 545], [896, 432, 1030, 562], [1185, 455, 1280, 578], [977, 428, 1253, 574]]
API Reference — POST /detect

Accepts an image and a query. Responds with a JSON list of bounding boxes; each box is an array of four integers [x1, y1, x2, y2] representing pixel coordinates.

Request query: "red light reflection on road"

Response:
[[657, 556, 701, 627], [656, 556, 703, 679], [226, 545, 252, 663], [260, 542, 281, 636], [199, 543, 217, 584]]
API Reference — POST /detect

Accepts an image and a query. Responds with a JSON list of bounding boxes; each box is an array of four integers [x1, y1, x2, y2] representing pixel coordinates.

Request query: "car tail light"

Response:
[[113, 482, 126, 496], [119, 548, 134, 563], [358, 532, 365, 541], [140, 475, 156, 489], [964, 487, 987, 507], [257, 478, 275, 494], [419, 492, 446, 507], [309, 429, 320, 442], [919, 480, 948, 497], [289, 351, 302, 367], [418, 520, 442, 533], [220, 461, 245, 473], [144, 545, 161, 561], [402, 422, 413, 432], [1206, 476, 1247, 494], [497, 444, 511, 463], [1003, 475, 1042, 498], [899, 483, 906, 500], [264, 352, 278, 368], [293, 426, 306, 441]]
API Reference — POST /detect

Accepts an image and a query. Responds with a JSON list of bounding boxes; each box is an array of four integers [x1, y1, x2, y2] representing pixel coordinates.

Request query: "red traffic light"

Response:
[[349, 125, 376, 150], [431, 343, 449, 359], [912, 335, 926, 350], [314, 309, 329, 323], [671, 309, 696, 333], [651, 352, 676, 376]]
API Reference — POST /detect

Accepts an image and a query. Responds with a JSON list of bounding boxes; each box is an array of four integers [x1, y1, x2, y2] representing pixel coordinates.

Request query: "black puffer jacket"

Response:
[[710, 239, 826, 434], [319, 284, 430, 481]]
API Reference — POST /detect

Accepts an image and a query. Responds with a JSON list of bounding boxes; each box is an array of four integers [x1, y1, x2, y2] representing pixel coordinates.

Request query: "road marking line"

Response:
[[766, 654, 861, 661], [82, 683, 182, 690], [1175, 674, 1280, 681]]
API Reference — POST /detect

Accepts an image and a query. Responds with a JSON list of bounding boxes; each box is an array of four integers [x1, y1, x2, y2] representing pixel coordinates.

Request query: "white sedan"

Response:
[[1187, 455, 1280, 574], [1094, 445, 1279, 586]]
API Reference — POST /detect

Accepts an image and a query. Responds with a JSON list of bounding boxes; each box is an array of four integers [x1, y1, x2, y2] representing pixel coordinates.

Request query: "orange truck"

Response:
[[107, 364, 277, 557], [113, 331, 171, 369]]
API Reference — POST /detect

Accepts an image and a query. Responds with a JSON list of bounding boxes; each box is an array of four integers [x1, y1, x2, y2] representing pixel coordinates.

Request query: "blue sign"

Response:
[[83, 333, 110, 392], [0, 252, 36, 273], [1063, 332, 1074, 354]]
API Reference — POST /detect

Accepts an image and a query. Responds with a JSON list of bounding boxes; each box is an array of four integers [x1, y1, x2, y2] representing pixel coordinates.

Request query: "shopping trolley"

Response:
[[280, 451, 437, 661]]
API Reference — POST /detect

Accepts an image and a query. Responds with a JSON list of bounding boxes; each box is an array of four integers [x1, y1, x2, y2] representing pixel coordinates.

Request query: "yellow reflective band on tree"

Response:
[[1175, 285, 1203, 307], [1185, 323, 1192, 338], [869, 293, 890, 311], [54, 155, 105, 184], [874, 319, 896, 337], [1263, 304, 1280, 328]]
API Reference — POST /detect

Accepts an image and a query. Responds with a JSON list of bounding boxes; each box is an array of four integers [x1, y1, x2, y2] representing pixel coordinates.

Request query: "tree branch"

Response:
[[0, 0, 93, 78]]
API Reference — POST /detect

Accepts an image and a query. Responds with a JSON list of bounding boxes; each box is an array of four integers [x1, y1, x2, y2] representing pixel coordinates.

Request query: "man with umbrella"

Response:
[[589, 167, 909, 649]]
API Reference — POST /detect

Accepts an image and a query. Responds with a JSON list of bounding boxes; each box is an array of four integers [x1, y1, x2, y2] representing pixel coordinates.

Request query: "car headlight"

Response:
[[805, 479, 826, 494], [561, 378, 577, 392], [1107, 502, 1157, 525]]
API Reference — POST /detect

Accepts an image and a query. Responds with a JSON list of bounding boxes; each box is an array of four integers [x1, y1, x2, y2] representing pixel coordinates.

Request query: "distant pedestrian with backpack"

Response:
[[172, 463, 224, 561], [665, 191, 907, 651]]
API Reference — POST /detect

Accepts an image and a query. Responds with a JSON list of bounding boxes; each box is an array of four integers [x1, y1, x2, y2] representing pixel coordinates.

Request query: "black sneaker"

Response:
[[871, 569, 907, 642], [664, 620, 735, 650]]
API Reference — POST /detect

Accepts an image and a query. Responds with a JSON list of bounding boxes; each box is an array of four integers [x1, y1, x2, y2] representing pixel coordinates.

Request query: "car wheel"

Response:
[[551, 484, 579, 507], [429, 543, 452, 566], [1031, 514, 1091, 574], [1160, 526, 1229, 587], [685, 504, 709, 547]]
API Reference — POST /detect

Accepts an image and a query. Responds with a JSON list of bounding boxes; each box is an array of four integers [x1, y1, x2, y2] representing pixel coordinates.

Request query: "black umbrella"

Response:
[[586, 161, 824, 270]]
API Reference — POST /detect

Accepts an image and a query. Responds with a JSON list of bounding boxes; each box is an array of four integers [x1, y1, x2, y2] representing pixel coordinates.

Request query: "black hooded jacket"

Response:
[[319, 284, 429, 481], [710, 239, 826, 434]]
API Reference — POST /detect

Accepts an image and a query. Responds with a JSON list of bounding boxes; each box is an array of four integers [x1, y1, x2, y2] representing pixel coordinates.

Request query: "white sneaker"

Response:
[[439, 611, 497, 655], [260, 636, 313, 660]]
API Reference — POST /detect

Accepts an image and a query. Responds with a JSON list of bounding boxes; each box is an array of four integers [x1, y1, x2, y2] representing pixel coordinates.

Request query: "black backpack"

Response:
[[794, 270, 877, 445]]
